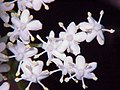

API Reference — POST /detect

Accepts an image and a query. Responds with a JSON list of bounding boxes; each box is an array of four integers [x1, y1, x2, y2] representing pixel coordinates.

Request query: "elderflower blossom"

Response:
[[64, 55, 97, 89], [78, 10, 115, 45], [7, 40, 38, 76], [0, 0, 15, 23], [0, 82, 10, 90], [5, 9, 42, 44], [15, 58, 49, 90], [50, 56, 77, 83], [34, 31, 66, 66], [57, 22, 87, 55]]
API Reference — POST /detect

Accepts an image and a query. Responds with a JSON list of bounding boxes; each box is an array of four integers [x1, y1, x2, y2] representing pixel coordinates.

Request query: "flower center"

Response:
[[66, 34, 73, 41], [20, 23, 26, 30], [47, 44, 54, 52]]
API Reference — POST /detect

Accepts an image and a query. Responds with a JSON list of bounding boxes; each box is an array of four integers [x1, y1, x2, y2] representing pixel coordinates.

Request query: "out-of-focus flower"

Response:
[[57, 22, 87, 55], [0, 42, 9, 62], [0, 63, 10, 82], [0, 82, 10, 90], [7, 40, 38, 76], [16, 0, 55, 11], [15, 59, 49, 90], [0, 0, 15, 23], [5, 9, 42, 44], [34, 31, 66, 66], [50, 56, 77, 83], [65, 55, 97, 89], [78, 10, 115, 45]]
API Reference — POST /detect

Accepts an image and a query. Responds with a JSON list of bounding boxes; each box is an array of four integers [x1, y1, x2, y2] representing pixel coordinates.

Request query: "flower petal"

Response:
[[38, 70, 49, 80], [0, 13, 9, 23], [74, 32, 87, 42], [97, 31, 104, 45], [32, 0, 42, 11], [87, 16, 97, 24], [57, 40, 69, 53], [11, 17, 20, 27], [0, 82, 10, 90], [0, 42, 6, 52], [26, 2, 33, 8], [27, 20, 42, 30], [25, 47, 38, 57], [17, 40, 26, 53], [67, 22, 77, 34], [75, 55, 85, 69], [51, 58, 63, 66], [85, 62, 97, 73], [84, 73, 96, 79], [64, 56, 73, 67], [1, 2, 14, 11], [49, 30, 55, 38], [20, 9, 30, 23], [43, 0, 55, 3], [0, 64, 10, 73], [70, 42, 80, 55], [59, 31, 66, 39], [86, 31, 97, 42], [0, 53, 8, 62]]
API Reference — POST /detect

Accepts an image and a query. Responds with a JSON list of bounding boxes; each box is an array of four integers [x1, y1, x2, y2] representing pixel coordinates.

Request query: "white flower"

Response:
[[57, 22, 87, 55], [0, 63, 10, 82], [0, 82, 10, 90], [0, 42, 9, 62], [50, 56, 77, 83], [32, 0, 55, 11], [15, 59, 49, 90], [78, 10, 115, 45], [5, 9, 42, 44], [0, 0, 15, 23], [34, 31, 66, 66], [16, 0, 55, 11], [7, 40, 38, 76], [64, 55, 97, 89]]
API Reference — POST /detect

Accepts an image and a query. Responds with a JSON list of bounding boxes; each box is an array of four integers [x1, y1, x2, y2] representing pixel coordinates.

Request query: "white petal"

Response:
[[38, 70, 49, 80], [11, 17, 20, 27], [86, 31, 97, 42], [26, 2, 33, 8], [20, 30, 30, 44], [57, 40, 69, 53], [67, 22, 77, 34], [75, 55, 86, 69], [9, 30, 19, 43], [87, 16, 97, 24], [74, 32, 87, 42], [86, 62, 97, 73], [59, 31, 66, 39], [17, 40, 26, 53], [25, 47, 38, 57], [51, 58, 63, 66], [49, 30, 55, 38], [0, 82, 10, 90], [64, 56, 73, 67], [32, 0, 42, 11], [84, 73, 96, 79], [79, 22, 93, 32], [1, 2, 14, 11], [20, 9, 30, 23], [32, 61, 43, 76], [43, 0, 55, 3], [97, 31, 104, 45], [0, 64, 10, 72], [0, 42, 6, 52], [0, 13, 9, 23], [70, 42, 80, 55], [0, 53, 8, 62], [27, 20, 42, 30]]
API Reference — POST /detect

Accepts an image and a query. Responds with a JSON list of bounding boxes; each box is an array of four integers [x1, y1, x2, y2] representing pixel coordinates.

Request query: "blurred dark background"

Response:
[[0, 0, 120, 90]]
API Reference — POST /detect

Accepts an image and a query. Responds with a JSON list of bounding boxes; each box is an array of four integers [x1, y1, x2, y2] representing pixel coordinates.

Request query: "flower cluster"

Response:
[[0, 0, 115, 90]]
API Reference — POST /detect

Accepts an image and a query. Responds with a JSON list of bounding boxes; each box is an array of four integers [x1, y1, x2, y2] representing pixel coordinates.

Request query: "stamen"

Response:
[[58, 22, 67, 31], [4, 23, 14, 29], [37, 34, 47, 44], [16, 60, 23, 76], [64, 74, 77, 82], [25, 82, 32, 90], [8, 55, 16, 58], [38, 81, 48, 90], [88, 12, 92, 17], [93, 76, 98, 81], [102, 29, 115, 33], [5, 0, 16, 7], [60, 75, 64, 83], [40, 0, 49, 10], [98, 10, 104, 24], [34, 50, 46, 59], [82, 78, 88, 89], [46, 60, 52, 66], [28, 32, 35, 42], [15, 77, 23, 82], [49, 69, 61, 75]]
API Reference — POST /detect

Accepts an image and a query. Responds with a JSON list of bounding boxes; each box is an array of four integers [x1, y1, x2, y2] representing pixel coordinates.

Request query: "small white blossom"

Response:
[[57, 22, 87, 55], [78, 10, 115, 45], [5, 9, 42, 44], [50, 56, 77, 83], [7, 40, 38, 76], [0, 82, 10, 90], [0, 0, 15, 23], [15, 58, 49, 90], [64, 55, 97, 89], [34, 31, 66, 66]]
